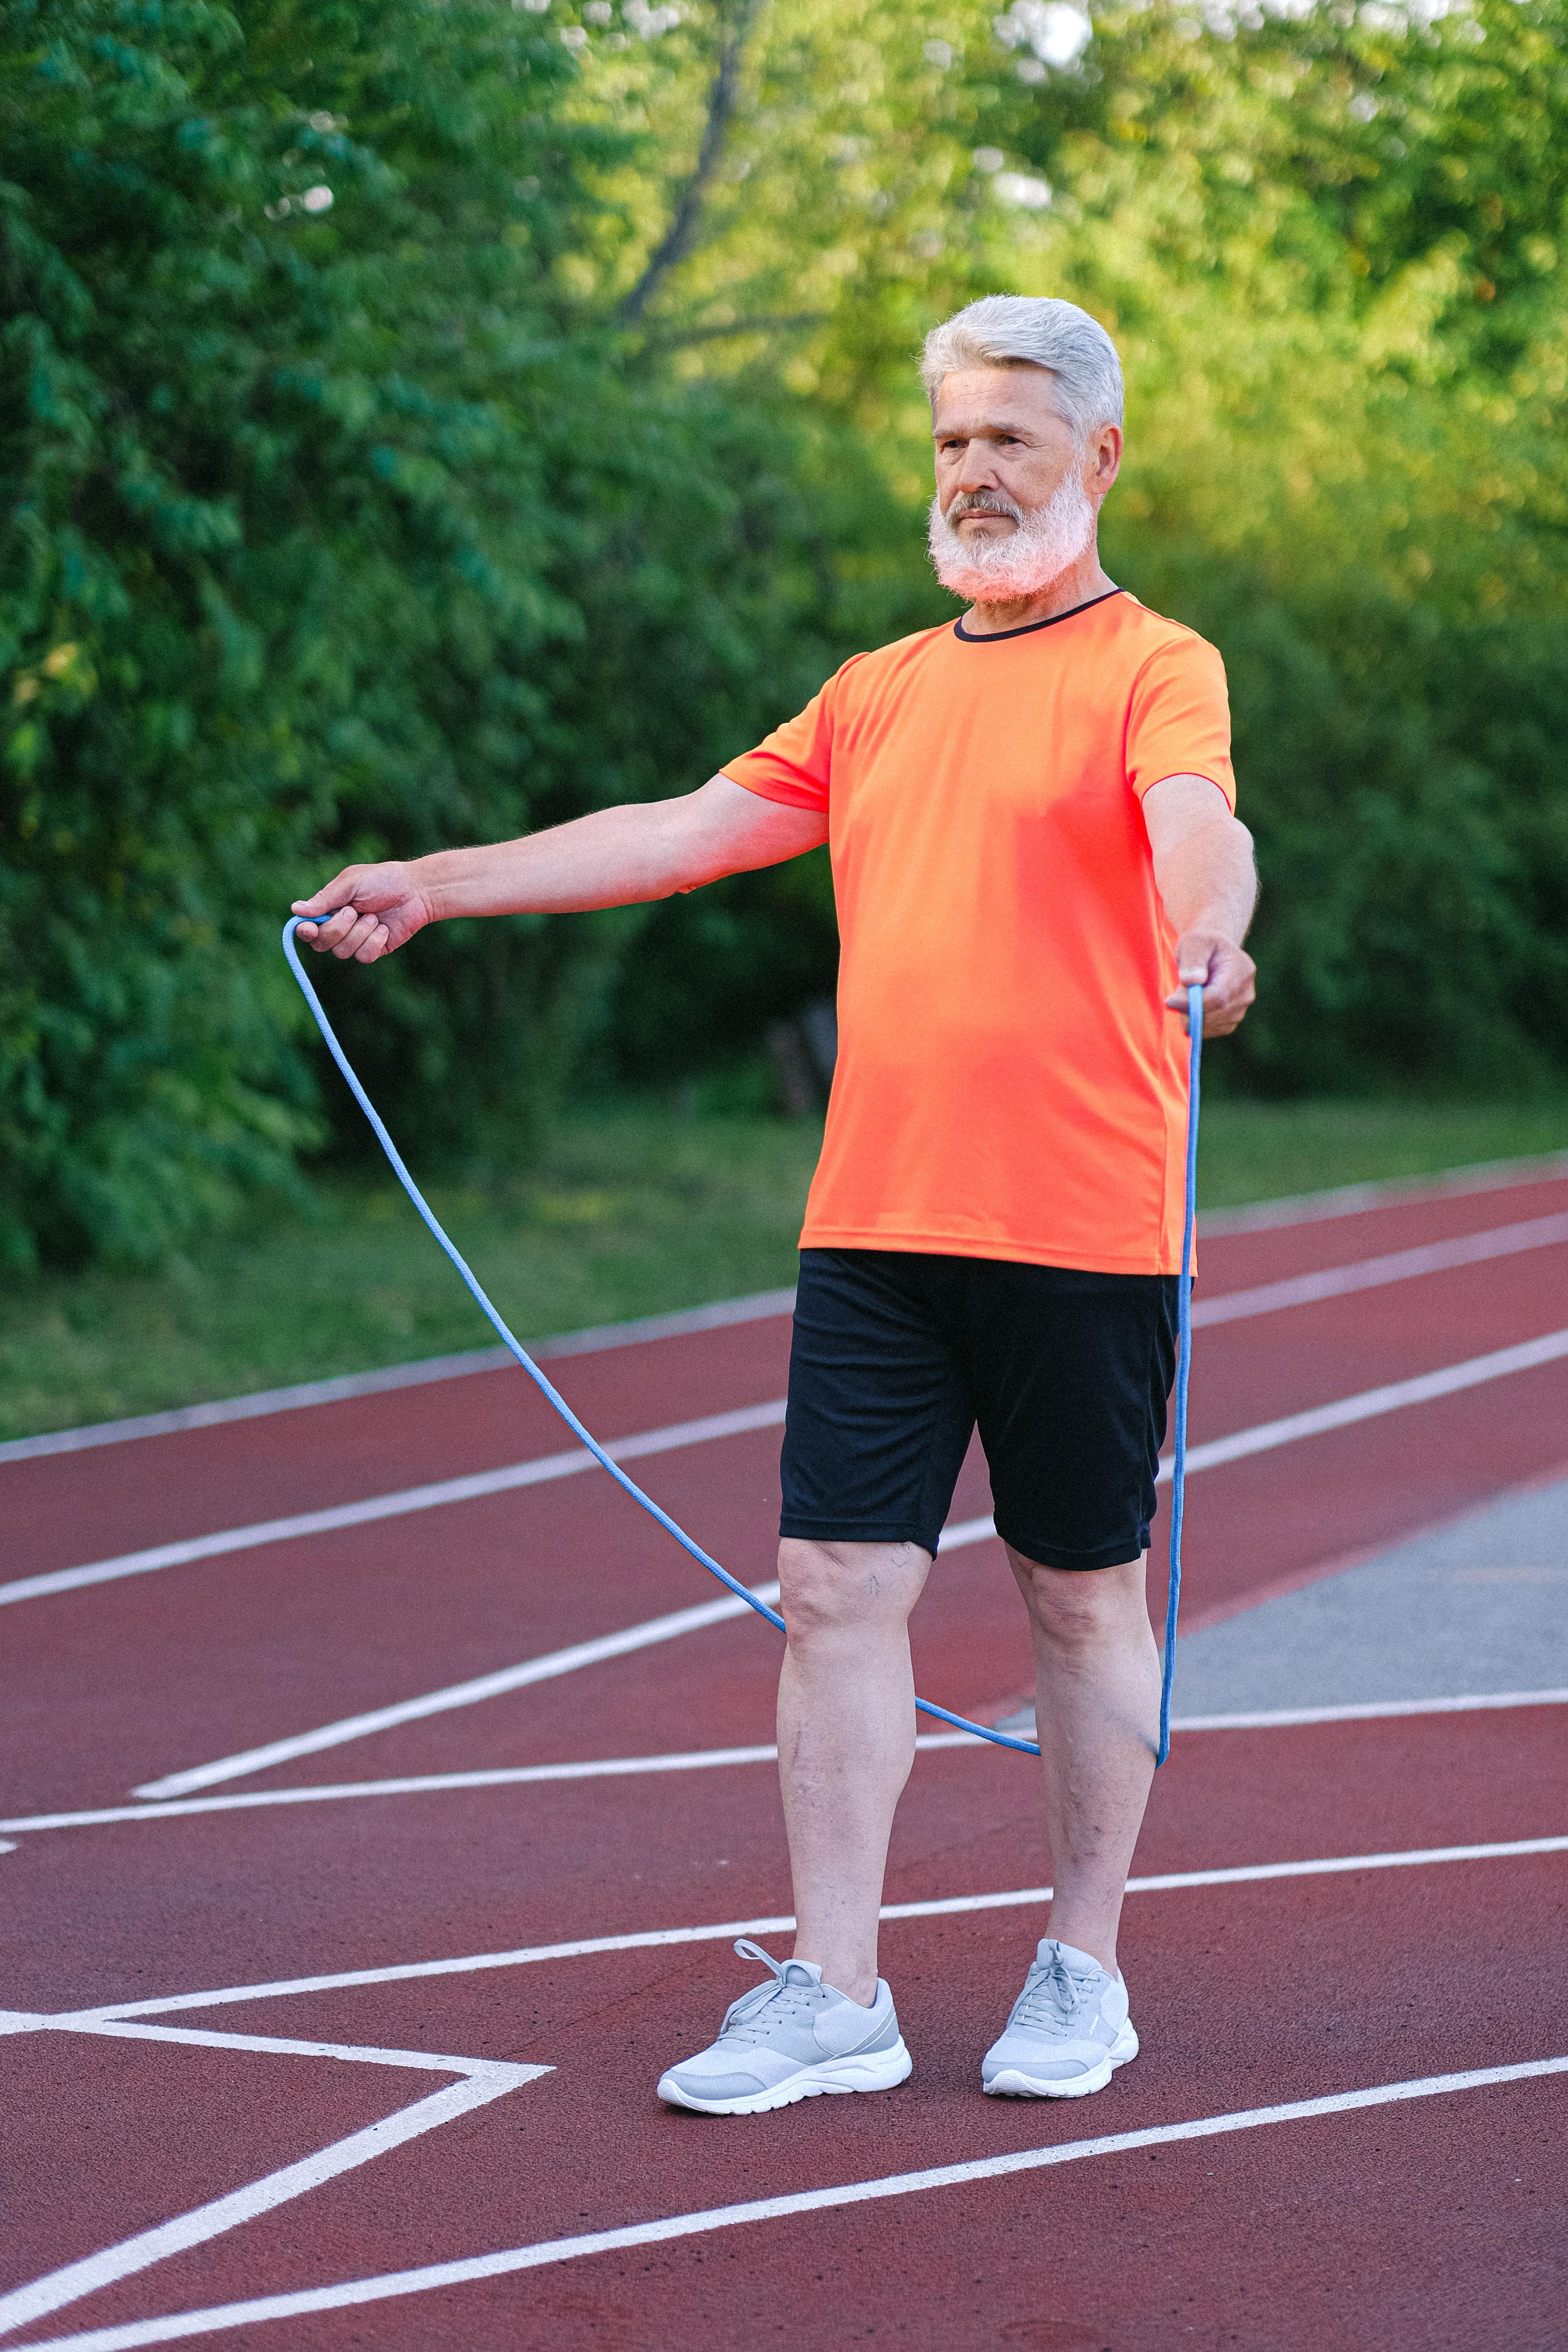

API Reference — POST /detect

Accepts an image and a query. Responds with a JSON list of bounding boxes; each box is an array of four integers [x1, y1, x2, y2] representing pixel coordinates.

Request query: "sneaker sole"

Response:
[[983, 2022, 1139, 2101], [658, 2038, 913, 2117]]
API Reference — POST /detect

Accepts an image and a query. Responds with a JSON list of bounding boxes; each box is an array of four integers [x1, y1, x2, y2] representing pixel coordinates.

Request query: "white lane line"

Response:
[[134, 1325, 1568, 1800], [0, 1400, 789, 1610], [1189, 1210, 1568, 1327], [16, 1236, 1568, 1617], [1164, 1688, 1568, 1730], [9, 1152, 1564, 1472], [1169, 1325, 1568, 1478], [936, 1512, 1001, 1552], [6, 1733, 984, 1835], [0, 1290, 800, 1465], [5, 1692, 1564, 1840], [0, 2082, 502, 2339], [20, 2058, 1568, 2351], [0, 2017, 547, 2342], [57, 1835, 1568, 2024], [134, 1581, 784, 1800], [50, 2020, 538, 2074], [1197, 1147, 1568, 1236], [943, 1327, 1568, 1547]]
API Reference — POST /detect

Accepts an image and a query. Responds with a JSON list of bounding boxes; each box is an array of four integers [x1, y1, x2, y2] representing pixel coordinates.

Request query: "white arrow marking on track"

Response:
[[0, 2020, 547, 2341]]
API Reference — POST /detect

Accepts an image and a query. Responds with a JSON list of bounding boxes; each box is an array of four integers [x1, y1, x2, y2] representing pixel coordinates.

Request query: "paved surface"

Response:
[[1175, 1470, 1568, 1713], [3, 1164, 1566, 2351], [996, 1469, 1568, 1737]]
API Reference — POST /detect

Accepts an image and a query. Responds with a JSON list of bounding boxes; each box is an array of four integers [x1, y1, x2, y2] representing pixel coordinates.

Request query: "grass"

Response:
[[4, 1092, 1567, 1444], [1195, 1095, 1568, 1213]]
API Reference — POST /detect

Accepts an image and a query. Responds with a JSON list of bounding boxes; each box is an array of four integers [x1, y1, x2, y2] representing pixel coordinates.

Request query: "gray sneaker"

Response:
[[657, 1938, 913, 2116], [981, 1937, 1139, 2099]]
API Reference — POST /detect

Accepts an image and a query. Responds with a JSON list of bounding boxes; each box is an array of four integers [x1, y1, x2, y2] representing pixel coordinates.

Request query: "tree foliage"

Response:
[[3, 0, 1566, 1266]]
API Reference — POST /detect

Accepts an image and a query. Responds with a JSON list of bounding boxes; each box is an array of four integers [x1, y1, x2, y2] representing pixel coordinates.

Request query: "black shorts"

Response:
[[779, 1249, 1179, 1572]]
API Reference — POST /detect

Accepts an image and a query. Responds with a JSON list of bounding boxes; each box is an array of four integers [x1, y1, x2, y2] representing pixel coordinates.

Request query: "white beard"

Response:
[[926, 470, 1097, 604]]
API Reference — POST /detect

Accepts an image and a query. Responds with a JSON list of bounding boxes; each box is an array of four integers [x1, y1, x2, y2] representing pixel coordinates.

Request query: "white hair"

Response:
[[920, 294, 1124, 444], [926, 472, 1096, 602]]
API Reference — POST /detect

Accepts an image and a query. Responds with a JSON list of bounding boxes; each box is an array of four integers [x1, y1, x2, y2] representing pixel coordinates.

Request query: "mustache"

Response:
[[944, 490, 1025, 524], [927, 469, 1095, 602]]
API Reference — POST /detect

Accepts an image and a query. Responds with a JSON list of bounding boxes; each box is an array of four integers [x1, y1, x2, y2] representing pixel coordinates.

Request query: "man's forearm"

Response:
[[415, 798, 705, 921], [1147, 805, 1258, 1036], [1151, 813, 1257, 947], [294, 774, 826, 965]]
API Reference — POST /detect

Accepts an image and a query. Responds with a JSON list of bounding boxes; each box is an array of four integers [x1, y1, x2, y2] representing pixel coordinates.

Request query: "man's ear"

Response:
[[1088, 423, 1122, 495]]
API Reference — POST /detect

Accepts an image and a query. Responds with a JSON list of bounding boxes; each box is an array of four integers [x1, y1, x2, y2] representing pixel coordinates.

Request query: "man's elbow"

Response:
[[636, 791, 727, 898]]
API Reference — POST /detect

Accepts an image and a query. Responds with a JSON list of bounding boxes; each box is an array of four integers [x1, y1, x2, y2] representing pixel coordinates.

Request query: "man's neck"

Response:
[[960, 549, 1116, 638]]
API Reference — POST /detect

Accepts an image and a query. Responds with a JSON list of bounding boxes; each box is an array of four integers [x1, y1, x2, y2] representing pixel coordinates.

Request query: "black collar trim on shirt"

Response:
[[952, 587, 1124, 644]]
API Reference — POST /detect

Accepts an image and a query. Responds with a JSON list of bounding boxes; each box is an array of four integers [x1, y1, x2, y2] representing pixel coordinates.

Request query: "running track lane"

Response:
[[4, 1173, 1567, 2348], [2, 1690, 1560, 2026], [5, 1350, 1568, 1813], [3, 1298, 1567, 1810], [7, 1169, 1568, 1575], [3, 1813, 1563, 2338]]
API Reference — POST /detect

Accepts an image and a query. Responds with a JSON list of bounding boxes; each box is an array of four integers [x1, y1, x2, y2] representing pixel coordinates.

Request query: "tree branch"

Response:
[[616, 0, 767, 327]]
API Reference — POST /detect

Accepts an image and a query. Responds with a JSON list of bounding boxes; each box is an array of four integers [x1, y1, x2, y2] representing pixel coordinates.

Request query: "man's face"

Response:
[[931, 366, 1119, 536]]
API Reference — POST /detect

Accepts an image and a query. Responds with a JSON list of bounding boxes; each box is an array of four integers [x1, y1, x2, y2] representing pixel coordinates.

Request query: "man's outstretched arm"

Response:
[[292, 776, 827, 965], [1141, 772, 1258, 1038]]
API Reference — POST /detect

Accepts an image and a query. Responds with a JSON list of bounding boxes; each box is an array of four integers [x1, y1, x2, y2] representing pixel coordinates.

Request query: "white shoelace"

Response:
[[719, 1937, 831, 2047], [1011, 1954, 1098, 2036]]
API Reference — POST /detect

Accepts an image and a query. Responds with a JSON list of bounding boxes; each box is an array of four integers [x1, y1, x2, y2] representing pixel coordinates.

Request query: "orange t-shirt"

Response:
[[723, 589, 1235, 1276]]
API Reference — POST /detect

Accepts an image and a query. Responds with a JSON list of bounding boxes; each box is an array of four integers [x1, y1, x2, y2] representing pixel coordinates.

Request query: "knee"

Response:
[[1014, 1553, 1149, 1662], [778, 1539, 928, 1642]]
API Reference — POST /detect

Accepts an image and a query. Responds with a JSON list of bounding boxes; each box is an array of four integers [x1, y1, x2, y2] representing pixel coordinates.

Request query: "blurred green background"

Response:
[[4, 0, 1567, 1433]]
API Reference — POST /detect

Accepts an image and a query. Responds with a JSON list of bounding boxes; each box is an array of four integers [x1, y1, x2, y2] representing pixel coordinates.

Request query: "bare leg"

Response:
[[776, 1537, 931, 2006], [1007, 1547, 1160, 1975]]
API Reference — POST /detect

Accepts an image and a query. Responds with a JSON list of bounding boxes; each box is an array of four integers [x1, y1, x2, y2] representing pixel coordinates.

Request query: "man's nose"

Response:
[[953, 454, 1002, 496], [946, 462, 1001, 510]]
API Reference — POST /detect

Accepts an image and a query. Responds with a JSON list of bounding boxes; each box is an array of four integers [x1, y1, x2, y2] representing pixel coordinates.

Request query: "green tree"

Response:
[[607, 0, 1568, 1091], [1, 0, 602, 1261], [0, 0, 881, 1262], [6, 0, 1566, 1272]]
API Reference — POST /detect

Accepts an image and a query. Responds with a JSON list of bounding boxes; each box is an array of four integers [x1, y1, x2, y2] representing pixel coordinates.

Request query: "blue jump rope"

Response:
[[283, 917, 1202, 1767]]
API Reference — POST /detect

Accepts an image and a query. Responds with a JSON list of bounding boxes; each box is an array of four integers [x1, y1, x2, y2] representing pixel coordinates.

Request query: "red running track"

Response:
[[2, 1165, 1566, 2349]]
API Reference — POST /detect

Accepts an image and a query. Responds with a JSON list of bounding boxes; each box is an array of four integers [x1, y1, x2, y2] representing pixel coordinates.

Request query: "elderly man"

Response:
[[295, 293, 1258, 2115]]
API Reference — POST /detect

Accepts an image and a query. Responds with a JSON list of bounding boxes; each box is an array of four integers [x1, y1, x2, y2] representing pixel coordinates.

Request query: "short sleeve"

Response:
[[722, 661, 860, 813], [1126, 634, 1235, 810]]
